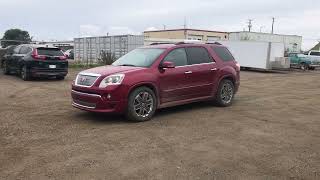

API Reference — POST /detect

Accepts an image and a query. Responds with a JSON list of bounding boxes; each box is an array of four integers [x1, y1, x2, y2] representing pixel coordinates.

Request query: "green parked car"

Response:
[[288, 53, 318, 70]]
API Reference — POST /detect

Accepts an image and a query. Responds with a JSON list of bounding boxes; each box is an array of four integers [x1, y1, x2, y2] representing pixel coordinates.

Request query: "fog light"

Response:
[[107, 94, 111, 99]]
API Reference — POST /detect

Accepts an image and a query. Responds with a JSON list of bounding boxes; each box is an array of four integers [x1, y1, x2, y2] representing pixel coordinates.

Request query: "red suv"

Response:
[[71, 42, 240, 122]]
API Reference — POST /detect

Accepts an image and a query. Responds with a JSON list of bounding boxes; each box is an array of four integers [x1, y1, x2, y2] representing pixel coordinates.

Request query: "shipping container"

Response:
[[74, 35, 144, 63]]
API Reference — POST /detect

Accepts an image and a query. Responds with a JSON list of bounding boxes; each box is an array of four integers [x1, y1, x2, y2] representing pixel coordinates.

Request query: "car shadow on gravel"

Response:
[[72, 111, 130, 124], [71, 100, 238, 123]]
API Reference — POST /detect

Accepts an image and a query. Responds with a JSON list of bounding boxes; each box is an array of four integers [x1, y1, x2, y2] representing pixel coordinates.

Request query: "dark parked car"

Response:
[[1, 44, 68, 80], [71, 42, 240, 122]]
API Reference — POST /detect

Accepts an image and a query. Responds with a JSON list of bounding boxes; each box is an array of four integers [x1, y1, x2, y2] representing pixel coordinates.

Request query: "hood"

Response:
[[80, 65, 146, 76]]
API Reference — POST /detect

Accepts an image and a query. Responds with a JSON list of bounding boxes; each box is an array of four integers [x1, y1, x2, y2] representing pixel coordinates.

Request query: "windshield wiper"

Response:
[[118, 64, 136, 67]]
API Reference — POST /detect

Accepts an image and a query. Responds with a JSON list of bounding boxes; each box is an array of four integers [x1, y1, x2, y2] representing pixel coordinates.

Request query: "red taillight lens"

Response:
[[31, 49, 47, 60], [59, 55, 67, 60]]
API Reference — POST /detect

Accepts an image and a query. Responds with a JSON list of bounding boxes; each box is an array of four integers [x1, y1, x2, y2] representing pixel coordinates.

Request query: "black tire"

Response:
[[21, 65, 31, 81], [126, 87, 157, 122], [2, 61, 10, 75], [215, 79, 235, 107], [56, 76, 65, 80], [300, 63, 308, 71], [309, 66, 315, 70]]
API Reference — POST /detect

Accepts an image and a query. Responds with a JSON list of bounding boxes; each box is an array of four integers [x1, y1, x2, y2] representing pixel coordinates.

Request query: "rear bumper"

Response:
[[31, 68, 68, 77], [71, 89, 127, 113]]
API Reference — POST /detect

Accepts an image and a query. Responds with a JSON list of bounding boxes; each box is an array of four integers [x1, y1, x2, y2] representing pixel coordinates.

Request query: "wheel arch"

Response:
[[127, 82, 159, 106]]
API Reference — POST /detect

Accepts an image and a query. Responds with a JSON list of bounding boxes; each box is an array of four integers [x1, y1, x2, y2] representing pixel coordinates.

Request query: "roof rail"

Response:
[[175, 42, 186, 45], [149, 42, 173, 45], [206, 42, 222, 45]]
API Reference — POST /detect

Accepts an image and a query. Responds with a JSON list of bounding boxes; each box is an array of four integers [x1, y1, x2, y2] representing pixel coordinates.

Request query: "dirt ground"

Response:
[[0, 68, 320, 180]]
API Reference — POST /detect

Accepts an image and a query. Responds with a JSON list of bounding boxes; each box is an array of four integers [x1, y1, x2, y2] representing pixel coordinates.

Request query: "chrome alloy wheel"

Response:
[[220, 83, 234, 104], [133, 91, 154, 117]]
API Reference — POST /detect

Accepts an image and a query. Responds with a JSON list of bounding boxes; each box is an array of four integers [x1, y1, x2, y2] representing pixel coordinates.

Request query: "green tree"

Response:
[[1, 29, 32, 48]]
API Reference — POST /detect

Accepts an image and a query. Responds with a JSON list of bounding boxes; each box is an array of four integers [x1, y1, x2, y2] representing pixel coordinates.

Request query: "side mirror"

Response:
[[160, 61, 175, 69]]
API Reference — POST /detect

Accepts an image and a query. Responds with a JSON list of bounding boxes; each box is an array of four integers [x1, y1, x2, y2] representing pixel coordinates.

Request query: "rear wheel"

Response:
[[21, 65, 31, 81], [215, 79, 235, 107], [2, 61, 10, 75], [126, 87, 156, 122], [309, 66, 315, 70]]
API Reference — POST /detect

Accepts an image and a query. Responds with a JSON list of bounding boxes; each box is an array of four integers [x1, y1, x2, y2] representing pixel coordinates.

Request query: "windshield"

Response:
[[112, 48, 165, 67]]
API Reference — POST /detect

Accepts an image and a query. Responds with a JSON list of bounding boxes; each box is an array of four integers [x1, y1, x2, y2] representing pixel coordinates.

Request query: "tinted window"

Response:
[[310, 51, 320, 56], [20, 46, 32, 54], [185, 47, 212, 65], [13, 46, 21, 54], [37, 48, 64, 56], [213, 47, 235, 61], [163, 48, 188, 66], [112, 48, 165, 67]]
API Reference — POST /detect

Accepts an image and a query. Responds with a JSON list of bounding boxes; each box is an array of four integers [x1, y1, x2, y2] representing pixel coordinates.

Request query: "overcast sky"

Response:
[[0, 0, 319, 50]]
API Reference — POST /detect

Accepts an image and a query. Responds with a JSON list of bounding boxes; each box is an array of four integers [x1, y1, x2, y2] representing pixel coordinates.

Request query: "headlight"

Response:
[[99, 74, 125, 88]]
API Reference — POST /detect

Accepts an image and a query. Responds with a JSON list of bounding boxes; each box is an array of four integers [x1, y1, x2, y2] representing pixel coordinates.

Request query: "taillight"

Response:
[[31, 49, 47, 60], [59, 55, 67, 60]]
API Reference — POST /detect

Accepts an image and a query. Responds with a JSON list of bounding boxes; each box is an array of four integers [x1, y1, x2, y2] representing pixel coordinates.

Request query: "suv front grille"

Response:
[[76, 73, 100, 87]]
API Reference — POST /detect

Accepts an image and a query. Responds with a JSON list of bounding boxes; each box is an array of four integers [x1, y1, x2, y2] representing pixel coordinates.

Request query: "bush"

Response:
[[99, 50, 116, 65]]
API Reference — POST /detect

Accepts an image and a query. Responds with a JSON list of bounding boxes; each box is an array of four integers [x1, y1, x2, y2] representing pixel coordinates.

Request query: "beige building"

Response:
[[144, 29, 229, 42]]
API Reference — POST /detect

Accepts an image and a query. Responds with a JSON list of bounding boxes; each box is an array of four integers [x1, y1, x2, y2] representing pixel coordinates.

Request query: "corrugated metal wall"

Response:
[[74, 35, 144, 62]]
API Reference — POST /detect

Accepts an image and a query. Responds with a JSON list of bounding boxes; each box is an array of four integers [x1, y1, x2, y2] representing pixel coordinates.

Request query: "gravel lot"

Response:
[[1, 68, 320, 180]]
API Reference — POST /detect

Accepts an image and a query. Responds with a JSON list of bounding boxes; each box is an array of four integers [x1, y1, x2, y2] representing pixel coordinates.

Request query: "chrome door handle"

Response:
[[210, 68, 217, 71], [185, 71, 192, 74]]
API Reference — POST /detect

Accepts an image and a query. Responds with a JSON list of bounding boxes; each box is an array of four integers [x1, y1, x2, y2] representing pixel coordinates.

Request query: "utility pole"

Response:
[[248, 19, 253, 32], [271, 17, 275, 34], [183, 16, 188, 39]]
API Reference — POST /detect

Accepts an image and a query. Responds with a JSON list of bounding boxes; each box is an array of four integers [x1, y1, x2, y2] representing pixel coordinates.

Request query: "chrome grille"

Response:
[[76, 73, 100, 87]]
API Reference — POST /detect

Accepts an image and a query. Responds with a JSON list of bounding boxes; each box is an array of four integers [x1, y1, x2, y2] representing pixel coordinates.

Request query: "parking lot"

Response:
[[1, 69, 320, 179]]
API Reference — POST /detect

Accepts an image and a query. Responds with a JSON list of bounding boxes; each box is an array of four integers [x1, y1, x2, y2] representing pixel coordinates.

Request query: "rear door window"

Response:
[[37, 48, 64, 56], [19, 46, 32, 54], [185, 47, 212, 65], [212, 46, 235, 61], [13, 46, 22, 54], [163, 48, 188, 66]]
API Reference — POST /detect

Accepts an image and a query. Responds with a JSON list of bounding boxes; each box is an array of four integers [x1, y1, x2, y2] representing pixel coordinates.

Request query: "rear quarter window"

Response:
[[310, 51, 320, 56], [212, 46, 235, 62], [37, 48, 64, 56]]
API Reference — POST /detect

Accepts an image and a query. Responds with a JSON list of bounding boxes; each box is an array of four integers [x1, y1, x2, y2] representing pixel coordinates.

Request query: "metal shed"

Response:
[[74, 35, 144, 63]]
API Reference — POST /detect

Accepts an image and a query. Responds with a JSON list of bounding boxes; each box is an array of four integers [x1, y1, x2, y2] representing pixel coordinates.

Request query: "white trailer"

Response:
[[217, 40, 285, 70]]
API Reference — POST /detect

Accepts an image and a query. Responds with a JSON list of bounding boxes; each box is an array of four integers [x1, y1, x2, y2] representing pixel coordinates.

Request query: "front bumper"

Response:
[[71, 88, 127, 113]]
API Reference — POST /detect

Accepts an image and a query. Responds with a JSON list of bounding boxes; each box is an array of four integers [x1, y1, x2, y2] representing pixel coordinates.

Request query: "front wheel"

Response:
[[126, 87, 157, 122], [21, 65, 31, 81], [300, 63, 308, 71], [215, 79, 235, 107]]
